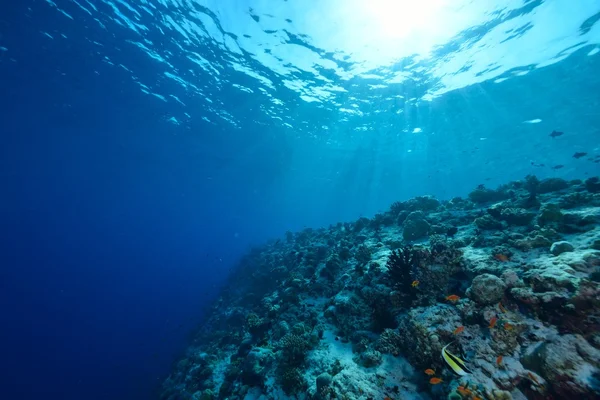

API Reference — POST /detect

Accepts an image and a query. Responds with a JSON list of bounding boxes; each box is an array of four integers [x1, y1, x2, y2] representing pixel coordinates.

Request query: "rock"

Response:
[[550, 241, 574, 256], [475, 214, 504, 230], [316, 372, 332, 393], [585, 177, 600, 193], [513, 235, 552, 251], [591, 240, 600, 251], [537, 178, 569, 194], [500, 208, 536, 226], [469, 187, 508, 204], [538, 203, 563, 226], [402, 211, 430, 240], [405, 195, 441, 212], [501, 269, 525, 288], [523, 335, 600, 398], [467, 274, 507, 305]]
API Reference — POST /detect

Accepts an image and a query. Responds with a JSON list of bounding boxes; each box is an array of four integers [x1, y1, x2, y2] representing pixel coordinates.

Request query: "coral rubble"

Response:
[[161, 175, 600, 400]]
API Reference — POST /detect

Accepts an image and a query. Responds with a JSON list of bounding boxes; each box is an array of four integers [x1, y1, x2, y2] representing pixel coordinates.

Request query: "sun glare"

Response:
[[363, 0, 450, 40]]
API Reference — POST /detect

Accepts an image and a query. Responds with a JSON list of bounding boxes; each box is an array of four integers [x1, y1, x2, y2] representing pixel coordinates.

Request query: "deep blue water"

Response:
[[1, 1, 599, 399]]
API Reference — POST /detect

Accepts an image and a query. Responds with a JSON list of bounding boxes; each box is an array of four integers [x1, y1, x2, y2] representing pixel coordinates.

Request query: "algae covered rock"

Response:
[[402, 211, 430, 240], [467, 273, 506, 305], [550, 241, 574, 256]]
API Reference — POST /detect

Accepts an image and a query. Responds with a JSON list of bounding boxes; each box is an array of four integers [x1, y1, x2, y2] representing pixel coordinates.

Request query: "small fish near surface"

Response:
[[442, 342, 471, 376], [424, 368, 435, 376], [573, 152, 587, 159], [549, 130, 564, 138], [429, 377, 443, 385], [552, 164, 564, 170]]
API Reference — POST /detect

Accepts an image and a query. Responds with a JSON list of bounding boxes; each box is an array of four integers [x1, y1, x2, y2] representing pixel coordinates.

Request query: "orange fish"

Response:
[[497, 355, 503, 366], [489, 316, 498, 329], [504, 322, 514, 330], [384, 397, 392, 400], [472, 397, 483, 400], [528, 372, 540, 385], [453, 326, 465, 335], [446, 294, 460, 302], [498, 302, 507, 313], [494, 253, 509, 262], [411, 280, 419, 288], [429, 377, 443, 385], [457, 386, 472, 396], [424, 368, 435, 376]]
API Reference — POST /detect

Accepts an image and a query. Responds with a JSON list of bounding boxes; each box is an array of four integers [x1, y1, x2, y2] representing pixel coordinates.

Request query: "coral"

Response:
[[279, 333, 311, 366], [162, 174, 600, 400], [469, 185, 509, 204], [356, 349, 382, 367], [550, 240, 575, 256], [537, 177, 569, 194], [403, 211, 431, 240], [385, 246, 422, 304], [376, 328, 403, 356], [585, 177, 600, 193], [355, 244, 372, 265], [499, 207, 536, 226], [279, 366, 307, 394], [475, 214, 504, 230]]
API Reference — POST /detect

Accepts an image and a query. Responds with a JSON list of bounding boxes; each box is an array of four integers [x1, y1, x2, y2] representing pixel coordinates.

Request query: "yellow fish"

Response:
[[442, 342, 471, 376]]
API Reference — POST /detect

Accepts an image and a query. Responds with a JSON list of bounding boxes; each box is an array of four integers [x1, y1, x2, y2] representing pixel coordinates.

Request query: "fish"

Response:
[[411, 280, 420, 288], [549, 130, 564, 138], [442, 342, 472, 376], [573, 152, 587, 159], [504, 322, 514, 330], [429, 377, 443, 385], [552, 164, 564, 170], [528, 372, 541, 385], [457, 386, 471, 396], [494, 253, 509, 262], [453, 326, 465, 335], [424, 368, 435, 376], [489, 316, 498, 329], [446, 294, 460, 302], [498, 302, 507, 313], [497, 355, 503, 366], [472, 397, 483, 400]]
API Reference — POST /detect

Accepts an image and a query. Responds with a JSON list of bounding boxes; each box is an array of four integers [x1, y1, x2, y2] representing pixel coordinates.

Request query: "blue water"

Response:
[[0, 1, 599, 399]]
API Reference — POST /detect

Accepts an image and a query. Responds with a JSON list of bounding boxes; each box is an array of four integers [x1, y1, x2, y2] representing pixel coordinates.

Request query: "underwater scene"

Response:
[[1, 0, 600, 399]]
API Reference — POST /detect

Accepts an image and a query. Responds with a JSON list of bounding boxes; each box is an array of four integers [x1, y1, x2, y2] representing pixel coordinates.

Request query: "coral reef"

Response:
[[161, 175, 600, 400]]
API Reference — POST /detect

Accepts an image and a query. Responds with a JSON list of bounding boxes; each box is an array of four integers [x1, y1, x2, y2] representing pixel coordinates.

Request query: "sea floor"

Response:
[[161, 175, 600, 400]]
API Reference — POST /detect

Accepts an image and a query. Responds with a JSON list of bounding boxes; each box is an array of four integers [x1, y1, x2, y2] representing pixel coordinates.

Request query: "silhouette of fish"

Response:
[[573, 152, 587, 159], [531, 161, 545, 167], [552, 164, 564, 170], [549, 130, 564, 138]]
